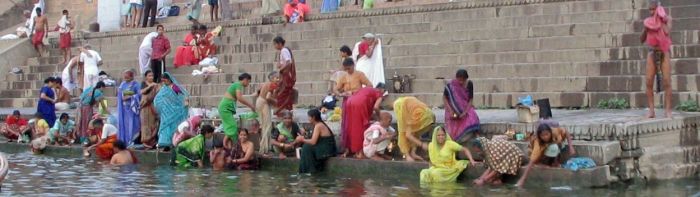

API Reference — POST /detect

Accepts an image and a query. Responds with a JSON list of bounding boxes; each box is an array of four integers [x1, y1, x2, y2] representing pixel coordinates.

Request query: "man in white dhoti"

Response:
[[352, 33, 385, 87], [79, 44, 103, 91], [139, 31, 159, 74], [61, 56, 80, 92]]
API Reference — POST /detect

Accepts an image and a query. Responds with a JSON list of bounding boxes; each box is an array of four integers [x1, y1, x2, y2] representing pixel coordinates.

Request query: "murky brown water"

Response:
[[0, 150, 699, 196]]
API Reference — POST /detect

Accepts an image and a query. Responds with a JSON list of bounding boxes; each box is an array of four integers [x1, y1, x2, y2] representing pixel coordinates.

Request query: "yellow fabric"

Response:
[[394, 97, 434, 154], [420, 127, 469, 183], [36, 119, 49, 129], [529, 127, 567, 162]]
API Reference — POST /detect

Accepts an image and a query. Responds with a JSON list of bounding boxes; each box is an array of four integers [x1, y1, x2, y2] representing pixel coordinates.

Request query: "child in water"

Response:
[[209, 134, 228, 170]]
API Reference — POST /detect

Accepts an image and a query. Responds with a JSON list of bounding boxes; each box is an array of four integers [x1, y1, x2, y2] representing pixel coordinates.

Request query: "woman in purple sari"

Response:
[[443, 69, 480, 142], [117, 70, 141, 146]]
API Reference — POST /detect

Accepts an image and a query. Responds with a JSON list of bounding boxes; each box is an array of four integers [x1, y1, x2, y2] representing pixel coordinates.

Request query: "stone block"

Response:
[[512, 140, 621, 165]]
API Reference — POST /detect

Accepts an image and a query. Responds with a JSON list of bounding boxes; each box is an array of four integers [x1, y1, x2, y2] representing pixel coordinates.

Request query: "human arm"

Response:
[[296, 124, 322, 145], [373, 97, 383, 116], [277, 48, 292, 71], [43, 18, 48, 38], [235, 89, 256, 111], [563, 129, 575, 156], [515, 158, 537, 188], [365, 40, 377, 58], [405, 131, 428, 150], [40, 89, 56, 103], [462, 147, 477, 164], [232, 143, 255, 164], [140, 84, 154, 94], [360, 74, 372, 88]]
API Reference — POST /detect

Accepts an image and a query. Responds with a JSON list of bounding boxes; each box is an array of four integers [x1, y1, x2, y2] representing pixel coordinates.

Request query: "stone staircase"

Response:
[[1, 0, 700, 110]]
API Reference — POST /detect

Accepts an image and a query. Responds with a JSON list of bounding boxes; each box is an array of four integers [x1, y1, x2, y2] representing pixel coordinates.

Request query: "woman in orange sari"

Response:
[[173, 25, 199, 68], [85, 119, 119, 160]]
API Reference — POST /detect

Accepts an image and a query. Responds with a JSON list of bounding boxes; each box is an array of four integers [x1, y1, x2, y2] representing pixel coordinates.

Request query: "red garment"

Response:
[[59, 32, 71, 49], [342, 87, 382, 153], [6, 116, 28, 126], [275, 48, 297, 115], [32, 30, 45, 45], [151, 35, 171, 60], [197, 33, 217, 59], [174, 33, 196, 68], [283, 0, 310, 23], [95, 135, 118, 160], [358, 41, 369, 57], [644, 5, 671, 52]]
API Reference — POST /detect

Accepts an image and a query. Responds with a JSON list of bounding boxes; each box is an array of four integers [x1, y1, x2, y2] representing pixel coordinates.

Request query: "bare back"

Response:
[[34, 15, 47, 31], [110, 150, 134, 165]]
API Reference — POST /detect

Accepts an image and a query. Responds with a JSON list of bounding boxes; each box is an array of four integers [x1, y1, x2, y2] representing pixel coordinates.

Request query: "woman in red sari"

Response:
[[173, 25, 199, 68], [273, 36, 297, 116], [342, 84, 386, 159], [195, 25, 222, 61]]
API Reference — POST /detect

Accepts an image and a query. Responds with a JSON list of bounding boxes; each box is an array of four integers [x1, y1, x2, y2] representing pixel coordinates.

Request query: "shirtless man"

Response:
[[32, 7, 48, 57], [110, 140, 137, 165]]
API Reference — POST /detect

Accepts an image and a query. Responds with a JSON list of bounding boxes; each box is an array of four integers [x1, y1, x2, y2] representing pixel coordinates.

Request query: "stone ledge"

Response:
[[511, 140, 622, 165]]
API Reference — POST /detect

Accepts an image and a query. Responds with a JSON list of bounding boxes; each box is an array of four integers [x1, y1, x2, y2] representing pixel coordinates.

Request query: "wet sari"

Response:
[[173, 134, 205, 168], [96, 135, 118, 160], [140, 83, 160, 148], [219, 82, 243, 142], [644, 5, 671, 52], [228, 141, 260, 170], [299, 123, 337, 173], [420, 127, 469, 183], [342, 87, 382, 154], [444, 79, 480, 142], [155, 73, 189, 148], [117, 80, 141, 145], [276, 48, 297, 115], [394, 97, 434, 155]]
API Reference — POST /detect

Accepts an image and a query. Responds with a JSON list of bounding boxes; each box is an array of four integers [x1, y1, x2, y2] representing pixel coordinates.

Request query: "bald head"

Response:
[[379, 111, 393, 127]]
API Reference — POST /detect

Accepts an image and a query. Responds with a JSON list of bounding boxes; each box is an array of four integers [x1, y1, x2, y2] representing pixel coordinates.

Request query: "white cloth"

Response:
[[61, 59, 77, 91], [55, 102, 70, 111], [362, 124, 394, 158], [0, 34, 19, 40], [101, 124, 118, 139], [80, 50, 102, 89], [352, 39, 385, 87], [279, 48, 291, 66], [139, 32, 158, 74], [57, 15, 70, 33], [140, 32, 159, 48], [130, 0, 142, 4], [177, 121, 191, 133]]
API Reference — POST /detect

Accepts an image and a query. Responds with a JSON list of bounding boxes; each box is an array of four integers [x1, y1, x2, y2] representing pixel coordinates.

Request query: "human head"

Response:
[[162, 73, 173, 85], [12, 110, 20, 119], [190, 24, 198, 34], [44, 77, 57, 88], [307, 109, 323, 123], [198, 24, 208, 34], [213, 134, 224, 149], [144, 70, 154, 83], [156, 25, 165, 35], [122, 69, 135, 81], [239, 73, 252, 87], [536, 123, 553, 144], [35, 8, 42, 16], [59, 113, 69, 124], [375, 82, 386, 93], [238, 128, 249, 142], [112, 140, 127, 152], [434, 126, 447, 145], [362, 33, 375, 42], [268, 71, 280, 83], [280, 110, 294, 126], [455, 69, 469, 84], [648, 0, 659, 14], [379, 111, 392, 128], [62, 10, 69, 16], [34, 112, 43, 120], [56, 78, 64, 86], [342, 58, 355, 73], [92, 118, 104, 130], [83, 44, 92, 50], [23, 10, 30, 18], [339, 45, 352, 58], [273, 36, 286, 50], [201, 124, 215, 138]]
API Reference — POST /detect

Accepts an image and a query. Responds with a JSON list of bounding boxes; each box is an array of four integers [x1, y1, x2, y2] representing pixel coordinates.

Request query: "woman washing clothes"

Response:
[[471, 137, 523, 186], [226, 129, 259, 170], [219, 73, 256, 148], [516, 123, 575, 188], [407, 126, 477, 183]]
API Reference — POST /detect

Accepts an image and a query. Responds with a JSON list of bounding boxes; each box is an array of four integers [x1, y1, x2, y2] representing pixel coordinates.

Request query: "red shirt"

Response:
[[6, 116, 28, 126], [358, 41, 369, 57], [151, 34, 171, 60]]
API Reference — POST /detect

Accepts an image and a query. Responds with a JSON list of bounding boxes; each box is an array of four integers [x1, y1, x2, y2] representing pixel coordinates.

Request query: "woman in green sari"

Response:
[[295, 109, 337, 173], [219, 73, 256, 148], [173, 125, 215, 168]]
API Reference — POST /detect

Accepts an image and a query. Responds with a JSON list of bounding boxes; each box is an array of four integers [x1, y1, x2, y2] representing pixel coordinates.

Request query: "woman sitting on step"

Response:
[[516, 123, 575, 188], [1, 110, 29, 142], [173, 25, 200, 68], [296, 109, 337, 174], [407, 126, 477, 183]]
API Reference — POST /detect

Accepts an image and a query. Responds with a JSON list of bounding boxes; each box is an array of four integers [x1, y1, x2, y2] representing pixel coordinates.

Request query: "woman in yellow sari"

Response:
[[393, 96, 434, 162], [409, 126, 476, 183]]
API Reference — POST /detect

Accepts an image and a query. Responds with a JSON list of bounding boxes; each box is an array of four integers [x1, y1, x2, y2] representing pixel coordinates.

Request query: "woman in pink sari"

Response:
[[342, 84, 385, 159], [173, 25, 199, 68], [642, 0, 673, 118], [443, 69, 480, 143]]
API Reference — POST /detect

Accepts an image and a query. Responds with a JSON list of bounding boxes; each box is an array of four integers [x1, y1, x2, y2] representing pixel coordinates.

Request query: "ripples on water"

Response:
[[0, 151, 699, 196]]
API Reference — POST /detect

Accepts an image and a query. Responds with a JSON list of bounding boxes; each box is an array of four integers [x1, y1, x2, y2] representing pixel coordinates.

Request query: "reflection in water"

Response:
[[0, 151, 699, 196]]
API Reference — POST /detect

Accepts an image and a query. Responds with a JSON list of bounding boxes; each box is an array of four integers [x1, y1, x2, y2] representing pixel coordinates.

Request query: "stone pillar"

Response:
[[97, 0, 121, 32]]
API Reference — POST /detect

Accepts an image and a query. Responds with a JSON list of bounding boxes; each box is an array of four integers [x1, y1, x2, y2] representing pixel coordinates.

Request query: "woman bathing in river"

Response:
[[408, 126, 476, 183]]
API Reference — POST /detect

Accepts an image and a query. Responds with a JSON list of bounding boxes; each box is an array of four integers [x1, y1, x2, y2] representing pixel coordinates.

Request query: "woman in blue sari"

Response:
[[154, 72, 189, 151], [117, 69, 142, 146], [320, 0, 339, 13], [37, 77, 58, 127]]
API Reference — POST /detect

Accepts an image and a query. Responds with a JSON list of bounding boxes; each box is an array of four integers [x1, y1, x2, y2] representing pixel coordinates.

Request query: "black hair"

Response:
[[92, 118, 104, 127], [12, 110, 20, 116], [340, 45, 352, 55], [141, 70, 153, 87], [44, 77, 56, 84], [198, 24, 208, 30], [89, 81, 106, 106], [273, 36, 285, 45], [62, 10, 68, 15], [342, 58, 354, 67], [34, 112, 43, 119], [213, 134, 224, 148], [239, 128, 249, 135], [156, 24, 164, 30], [191, 24, 198, 31], [307, 109, 323, 122], [267, 71, 279, 80], [201, 124, 215, 134], [56, 78, 63, 85], [536, 123, 552, 142], [238, 73, 252, 81], [456, 69, 469, 79], [113, 140, 127, 150], [59, 113, 69, 120], [375, 82, 385, 89], [36, 8, 42, 15]]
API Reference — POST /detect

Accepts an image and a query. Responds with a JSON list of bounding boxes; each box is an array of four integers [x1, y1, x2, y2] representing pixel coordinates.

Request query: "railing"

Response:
[[0, 152, 8, 188]]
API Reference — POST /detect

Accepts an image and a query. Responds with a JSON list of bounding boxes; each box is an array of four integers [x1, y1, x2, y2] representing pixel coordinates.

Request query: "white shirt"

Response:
[[177, 121, 190, 133], [279, 48, 291, 66], [140, 32, 159, 48], [130, 0, 142, 5], [101, 124, 118, 139], [80, 50, 102, 76]]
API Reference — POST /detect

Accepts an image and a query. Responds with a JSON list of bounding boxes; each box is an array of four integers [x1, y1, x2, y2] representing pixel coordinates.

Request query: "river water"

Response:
[[1, 150, 699, 196]]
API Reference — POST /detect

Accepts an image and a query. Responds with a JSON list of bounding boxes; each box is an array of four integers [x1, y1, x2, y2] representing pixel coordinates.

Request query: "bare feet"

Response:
[[278, 153, 287, 159], [665, 111, 673, 119], [491, 179, 503, 186], [405, 155, 415, 162], [340, 150, 349, 158], [646, 110, 656, 118], [473, 179, 485, 186]]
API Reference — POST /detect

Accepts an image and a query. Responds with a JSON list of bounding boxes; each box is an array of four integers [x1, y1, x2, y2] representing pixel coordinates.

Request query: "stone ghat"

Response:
[[0, 141, 614, 188]]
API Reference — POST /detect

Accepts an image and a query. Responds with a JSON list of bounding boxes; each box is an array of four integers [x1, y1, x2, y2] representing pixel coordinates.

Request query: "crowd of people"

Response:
[[0, 0, 677, 187]]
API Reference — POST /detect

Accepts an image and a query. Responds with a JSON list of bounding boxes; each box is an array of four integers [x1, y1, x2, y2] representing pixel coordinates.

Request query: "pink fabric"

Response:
[[644, 5, 671, 52], [444, 79, 480, 140]]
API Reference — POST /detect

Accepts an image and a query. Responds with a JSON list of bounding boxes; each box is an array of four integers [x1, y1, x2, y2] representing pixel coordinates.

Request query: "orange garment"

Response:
[[528, 127, 568, 162], [95, 135, 118, 160]]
